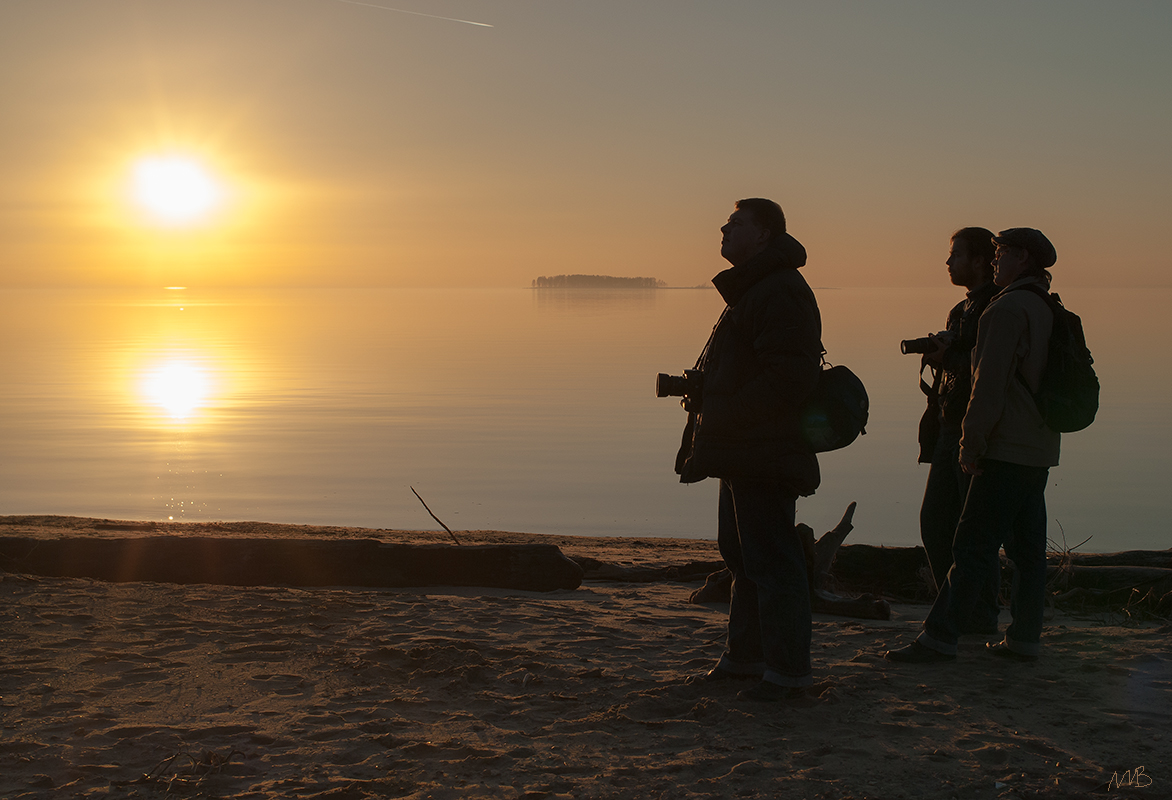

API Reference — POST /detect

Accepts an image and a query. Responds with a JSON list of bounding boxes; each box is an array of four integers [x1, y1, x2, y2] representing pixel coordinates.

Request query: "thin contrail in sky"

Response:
[[332, 0, 494, 28]]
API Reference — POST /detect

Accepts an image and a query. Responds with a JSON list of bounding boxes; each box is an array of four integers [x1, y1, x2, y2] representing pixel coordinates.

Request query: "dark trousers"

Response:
[[920, 432, 1000, 634], [919, 459, 1050, 657], [717, 478, 812, 687]]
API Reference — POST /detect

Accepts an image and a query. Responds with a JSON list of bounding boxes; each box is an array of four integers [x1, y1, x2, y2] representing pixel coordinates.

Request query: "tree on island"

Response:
[[532, 274, 667, 288]]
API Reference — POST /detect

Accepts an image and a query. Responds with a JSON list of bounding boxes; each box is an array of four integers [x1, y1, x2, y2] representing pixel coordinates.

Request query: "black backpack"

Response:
[[1011, 283, 1099, 433], [800, 362, 869, 452]]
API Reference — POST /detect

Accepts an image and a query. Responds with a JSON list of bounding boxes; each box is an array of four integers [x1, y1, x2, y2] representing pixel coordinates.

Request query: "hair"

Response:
[[950, 227, 996, 276], [1026, 260, 1054, 288], [734, 198, 786, 239]]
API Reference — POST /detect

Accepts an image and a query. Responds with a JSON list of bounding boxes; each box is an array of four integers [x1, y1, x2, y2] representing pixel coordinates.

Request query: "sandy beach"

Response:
[[1, 519, 1169, 799]]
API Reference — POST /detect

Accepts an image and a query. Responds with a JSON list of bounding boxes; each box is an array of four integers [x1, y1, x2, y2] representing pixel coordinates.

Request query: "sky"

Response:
[[1, 0, 1169, 289]]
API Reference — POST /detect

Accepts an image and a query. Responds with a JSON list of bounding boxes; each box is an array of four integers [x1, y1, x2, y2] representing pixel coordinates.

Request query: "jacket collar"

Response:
[[966, 280, 997, 301], [711, 232, 808, 306], [995, 275, 1050, 299]]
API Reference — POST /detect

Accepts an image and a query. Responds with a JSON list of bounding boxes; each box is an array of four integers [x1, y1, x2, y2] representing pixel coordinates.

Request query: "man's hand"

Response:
[[921, 333, 952, 367], [959, 451, 983, 476]]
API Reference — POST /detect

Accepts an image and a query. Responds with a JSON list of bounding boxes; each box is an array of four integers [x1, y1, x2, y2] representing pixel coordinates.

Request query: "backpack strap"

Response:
[[1006, 281, 1058, 310], [1005, 281, 1056, 399]]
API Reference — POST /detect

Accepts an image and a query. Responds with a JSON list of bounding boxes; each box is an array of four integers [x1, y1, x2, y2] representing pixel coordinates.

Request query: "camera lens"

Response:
[[656, 373, 690, 397], [900, 337, 935, 355], [655, 373, 674, 397]]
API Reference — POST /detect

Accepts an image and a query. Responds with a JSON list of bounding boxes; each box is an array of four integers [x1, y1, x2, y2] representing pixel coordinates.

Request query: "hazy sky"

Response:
[[1, 0, 1169, 288]]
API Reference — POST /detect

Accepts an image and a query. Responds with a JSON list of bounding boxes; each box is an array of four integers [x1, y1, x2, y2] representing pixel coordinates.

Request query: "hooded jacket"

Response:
[[675, 233, 823, 495]]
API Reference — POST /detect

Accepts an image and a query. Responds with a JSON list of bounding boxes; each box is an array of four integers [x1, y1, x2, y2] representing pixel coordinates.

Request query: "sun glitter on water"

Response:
[[131, 156, 223, 225]]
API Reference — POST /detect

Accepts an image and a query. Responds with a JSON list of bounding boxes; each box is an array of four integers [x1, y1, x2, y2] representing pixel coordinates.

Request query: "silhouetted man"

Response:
[[917, 228, 1000, 634], [674, 198, 823, 701]]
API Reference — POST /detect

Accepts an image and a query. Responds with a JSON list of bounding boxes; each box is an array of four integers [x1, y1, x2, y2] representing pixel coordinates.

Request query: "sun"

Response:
[[132, 156, 223, 225]]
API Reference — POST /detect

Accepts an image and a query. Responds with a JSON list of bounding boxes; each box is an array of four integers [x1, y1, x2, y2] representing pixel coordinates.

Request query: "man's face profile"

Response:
[[720, 209, 771, 266], [993, 244, 1029, 287], [945, 239, 985, 289]]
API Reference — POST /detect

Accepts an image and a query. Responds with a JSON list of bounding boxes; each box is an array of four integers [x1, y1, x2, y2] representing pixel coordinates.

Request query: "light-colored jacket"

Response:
[[960, 277, 1061, 468]]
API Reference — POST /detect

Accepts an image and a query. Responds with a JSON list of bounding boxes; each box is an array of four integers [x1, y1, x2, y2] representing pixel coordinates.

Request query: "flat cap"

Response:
[[993, 228, 1056, 269]]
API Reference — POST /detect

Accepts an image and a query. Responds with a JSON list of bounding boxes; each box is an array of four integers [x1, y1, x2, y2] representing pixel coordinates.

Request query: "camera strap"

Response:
[[920, 360, 942, 401], [694, 306, 732, 371]]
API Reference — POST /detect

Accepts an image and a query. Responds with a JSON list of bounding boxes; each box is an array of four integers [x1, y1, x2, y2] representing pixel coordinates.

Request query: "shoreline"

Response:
[[2, 517, 1170, 797]]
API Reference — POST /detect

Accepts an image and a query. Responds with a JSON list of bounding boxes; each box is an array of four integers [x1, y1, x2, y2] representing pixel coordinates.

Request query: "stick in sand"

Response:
[[410, 487, 462, 546]]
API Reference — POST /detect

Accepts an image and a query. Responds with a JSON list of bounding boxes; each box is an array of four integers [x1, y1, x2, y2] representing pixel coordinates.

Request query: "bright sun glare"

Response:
[[132, 156, 222, 224], [142, 361, 210, 419]]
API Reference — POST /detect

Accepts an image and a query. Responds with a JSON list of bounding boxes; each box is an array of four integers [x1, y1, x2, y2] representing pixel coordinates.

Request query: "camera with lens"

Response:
[[900, 330, 956, 356], [656, 369, 703, 407]]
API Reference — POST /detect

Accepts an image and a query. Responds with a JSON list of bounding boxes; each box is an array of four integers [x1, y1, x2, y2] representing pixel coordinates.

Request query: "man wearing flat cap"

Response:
[[888, 227, 1060, 664]]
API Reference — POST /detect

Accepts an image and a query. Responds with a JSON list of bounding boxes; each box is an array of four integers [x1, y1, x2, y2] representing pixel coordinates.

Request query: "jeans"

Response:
[[918, 459, 1050, 657], [716, 478, 812, 687], [920, 431, 1000, 633]]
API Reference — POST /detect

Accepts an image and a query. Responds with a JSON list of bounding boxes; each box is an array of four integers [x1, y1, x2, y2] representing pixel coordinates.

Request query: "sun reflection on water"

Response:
[[140, 359, 212, 420]]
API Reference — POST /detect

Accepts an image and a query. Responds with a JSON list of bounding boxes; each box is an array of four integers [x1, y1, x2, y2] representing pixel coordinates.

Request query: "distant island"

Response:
[[532, 274, 667, 288]]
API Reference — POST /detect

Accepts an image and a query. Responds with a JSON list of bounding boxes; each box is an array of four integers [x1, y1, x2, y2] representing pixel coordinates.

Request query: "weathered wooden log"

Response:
[[571, 557, 725, 583], [688, 568, 893, 621], [690, 568, 732, 604], [813, 591, 891, 620], [828, 549, 1172, 601], [1047, 564, 1172, 597], [1053, 586, 1172, 618], [0, 537, 584, 592], [813, 501, 858, 579], [801, 503, 892, 620], [1055, 550, 1172, 569], [820, 543, 935, 602], [689, 503, 893, 620]]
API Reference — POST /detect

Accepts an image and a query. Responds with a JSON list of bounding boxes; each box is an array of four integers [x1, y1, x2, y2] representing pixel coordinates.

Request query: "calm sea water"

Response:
[[0, 285, 1164, 552]]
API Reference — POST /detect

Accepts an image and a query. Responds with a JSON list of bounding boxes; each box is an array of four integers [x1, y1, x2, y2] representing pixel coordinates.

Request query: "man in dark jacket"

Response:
[[675, 198, 823, 701], [917, 228, 1000, 633]]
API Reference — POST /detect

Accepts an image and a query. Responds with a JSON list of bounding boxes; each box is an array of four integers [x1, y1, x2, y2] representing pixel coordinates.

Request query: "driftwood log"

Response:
[[1046, 554, 1172, 618], [682, 504, 1172, 621], [0, 537, 584, 592], [826, 545, 1172, 610], [689, 503, 894, 621], [1061, 550, 1172, 569], [800, 503, 892, 620], [820, 545, 1172, 617], [570, 558, 726, 583], [1048, 564, 1172, 595]]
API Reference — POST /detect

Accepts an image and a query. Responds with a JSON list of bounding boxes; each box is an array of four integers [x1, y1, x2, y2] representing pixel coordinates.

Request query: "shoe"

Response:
[[687, 666, 761, 685], [986, 642, 1038, 662], [737, 681, 807, 703], [884, 641, 956, 664]]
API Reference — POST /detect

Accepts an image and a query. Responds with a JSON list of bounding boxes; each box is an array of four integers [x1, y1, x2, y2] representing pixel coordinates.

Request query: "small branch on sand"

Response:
[[410, 487, 462, 546], [116, 748, 245, 790]]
